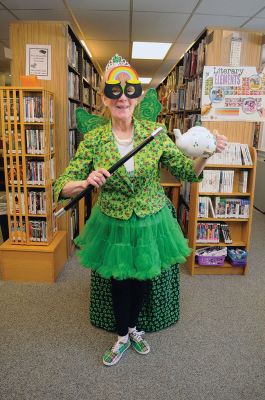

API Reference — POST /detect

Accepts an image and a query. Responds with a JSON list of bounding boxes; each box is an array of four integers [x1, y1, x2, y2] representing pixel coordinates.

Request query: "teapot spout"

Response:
[[173, 128, 182, 143]]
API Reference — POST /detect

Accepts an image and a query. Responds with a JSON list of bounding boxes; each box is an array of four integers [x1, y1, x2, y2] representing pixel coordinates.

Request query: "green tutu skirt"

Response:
[[74, 203, 191, 280]]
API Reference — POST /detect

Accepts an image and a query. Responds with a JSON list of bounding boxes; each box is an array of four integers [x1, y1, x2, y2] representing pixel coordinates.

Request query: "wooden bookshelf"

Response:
[[159, 27, 262, 275], [0, 87, 57, 245], [9, 21, 101, 252], [0, 87, 68, 281], [185, 147, 257, 275]]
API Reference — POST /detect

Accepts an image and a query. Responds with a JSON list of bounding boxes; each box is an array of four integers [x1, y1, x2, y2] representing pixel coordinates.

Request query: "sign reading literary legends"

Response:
[[26, 44, 51, 80], [201, 66, 265, 121]]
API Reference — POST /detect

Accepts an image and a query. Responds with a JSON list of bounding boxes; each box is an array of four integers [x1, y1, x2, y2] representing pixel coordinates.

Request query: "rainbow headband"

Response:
[[107, 66, 140, 83]]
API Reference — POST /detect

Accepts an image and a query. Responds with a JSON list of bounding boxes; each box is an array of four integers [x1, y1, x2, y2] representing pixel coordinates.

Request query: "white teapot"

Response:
[[173, 126, 216, 158]]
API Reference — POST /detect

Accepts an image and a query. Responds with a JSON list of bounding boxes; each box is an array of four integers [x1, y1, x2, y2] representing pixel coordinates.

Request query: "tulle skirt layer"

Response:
[[74, 204, 191, 280]]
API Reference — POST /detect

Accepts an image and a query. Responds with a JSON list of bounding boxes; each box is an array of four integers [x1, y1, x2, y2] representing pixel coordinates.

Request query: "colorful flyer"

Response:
[[201, 66, 265, 121]]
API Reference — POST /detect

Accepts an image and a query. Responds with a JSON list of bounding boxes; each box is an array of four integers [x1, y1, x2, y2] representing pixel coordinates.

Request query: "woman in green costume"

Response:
[[54, 54, 227, 366]]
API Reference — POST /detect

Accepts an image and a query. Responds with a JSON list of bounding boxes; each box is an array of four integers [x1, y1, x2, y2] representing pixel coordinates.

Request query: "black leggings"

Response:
[[111, 278, 150, 336]]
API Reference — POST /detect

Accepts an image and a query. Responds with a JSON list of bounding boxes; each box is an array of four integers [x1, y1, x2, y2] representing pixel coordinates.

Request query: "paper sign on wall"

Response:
[[26, 44, 51, 80], [201, 66, 265, 121]]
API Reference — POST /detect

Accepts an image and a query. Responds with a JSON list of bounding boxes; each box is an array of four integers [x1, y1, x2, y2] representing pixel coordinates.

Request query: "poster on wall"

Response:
[[201, 66, 265, 121], [26, 44, 51, 80]]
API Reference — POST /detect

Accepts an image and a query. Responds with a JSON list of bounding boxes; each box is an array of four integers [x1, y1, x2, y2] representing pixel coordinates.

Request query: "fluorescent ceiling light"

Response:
[[139, 77, 152, 84], [81, 40, 92, 58], [132, 42, 172, 60]]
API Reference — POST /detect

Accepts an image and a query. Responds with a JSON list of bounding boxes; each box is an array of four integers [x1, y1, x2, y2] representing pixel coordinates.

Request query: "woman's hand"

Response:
[[213, 129, 228, 153], [84, 168, 111, 189]]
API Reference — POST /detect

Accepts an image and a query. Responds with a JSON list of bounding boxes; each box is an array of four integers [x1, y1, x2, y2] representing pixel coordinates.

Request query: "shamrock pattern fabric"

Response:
[[89, 199, 181, 332]]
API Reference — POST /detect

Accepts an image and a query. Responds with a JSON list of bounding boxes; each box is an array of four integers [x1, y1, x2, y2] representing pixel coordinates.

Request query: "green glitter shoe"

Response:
[[102, 339, 131, 366], [129, 330, 150, 355]]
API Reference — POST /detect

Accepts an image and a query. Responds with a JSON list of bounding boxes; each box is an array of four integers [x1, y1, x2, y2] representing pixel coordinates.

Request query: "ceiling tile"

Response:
[[133, 0, 198, 13], [0, 10, 17, 38], [196, 0, 265, 17], [242, 18, 265, 30], [1, 0, 66, 8], [166, 43, 191, 61], [10, 9, 72, 20], [256, 8, 265, 17], [68, 0, 130, 11], [132, 12, 189, 42], [74, 10, 130, 40], [178, 14, 248, 43], [130, 59, 162, 76], [86, 40, 130, 59]]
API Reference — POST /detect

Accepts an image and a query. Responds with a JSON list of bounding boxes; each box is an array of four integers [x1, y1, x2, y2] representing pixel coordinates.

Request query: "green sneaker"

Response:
[[129, 330, 150, 355], [102, 339, 131, 366]]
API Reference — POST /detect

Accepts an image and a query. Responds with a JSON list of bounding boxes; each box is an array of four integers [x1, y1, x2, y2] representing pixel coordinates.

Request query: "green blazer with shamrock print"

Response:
[[54, 118, 203, 220]]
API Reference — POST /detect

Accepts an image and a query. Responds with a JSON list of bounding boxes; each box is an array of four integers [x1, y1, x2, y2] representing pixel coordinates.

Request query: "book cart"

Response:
[[157, 27, 262, 275], [9, 21, 101, 253], [0, 87, 67, 282]]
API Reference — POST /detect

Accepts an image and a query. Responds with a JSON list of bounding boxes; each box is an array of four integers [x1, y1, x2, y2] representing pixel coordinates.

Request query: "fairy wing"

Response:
[[133, 88, 162, 122], [76, 107, 108, 133]]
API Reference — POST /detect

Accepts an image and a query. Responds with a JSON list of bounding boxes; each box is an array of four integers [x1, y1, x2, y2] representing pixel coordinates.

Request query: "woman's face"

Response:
[[102, 93, 137, 122]]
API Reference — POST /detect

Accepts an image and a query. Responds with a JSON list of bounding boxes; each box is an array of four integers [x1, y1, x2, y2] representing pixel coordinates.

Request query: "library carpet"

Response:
[[0, 209, 264, 400]]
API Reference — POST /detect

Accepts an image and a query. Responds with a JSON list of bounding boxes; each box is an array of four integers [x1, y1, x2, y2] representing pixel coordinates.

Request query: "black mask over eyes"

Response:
[[104, 80, 142, 99]]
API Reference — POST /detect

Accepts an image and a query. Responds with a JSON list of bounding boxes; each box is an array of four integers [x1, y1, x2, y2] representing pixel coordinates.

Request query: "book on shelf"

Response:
[[69, 129, 76, 159], [68, 101, 78, 128], [215, 197, 250, 219], [68, 72, 80, 99], [220, 223, 233, 244], [196, 222, 220, 243], [4, 97, 20, 122], [6, 130, 22, 154], [206, 143, 252, 165], [9, 191, 25, 214], [67, 32, 79, 68], [29, 220, 47, 242], [10, 218, 26, 242], [238, 171, 248, 193], [23, 96, 43, 123], [28, 190, 46, 215], [198, 196, 216, 218], [25, 129, 45, 154], [26, 159, 54, 185], [7, 163, 23, 184], [199, 170, 234, 193]]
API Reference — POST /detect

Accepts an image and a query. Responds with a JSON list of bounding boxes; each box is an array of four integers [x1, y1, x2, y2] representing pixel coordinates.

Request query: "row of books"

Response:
[[206, 143, 252, 165], [198, 197, 250, 219], [68, 72, 80, 100], [184, 76, 202, 111], [25, 129, 54, 154], [83, 86, 90, 105], [83, 59, 92, 82], [196, 222, 232, 243], [4, 97, 20, 121], [69, 129, 77, 159], [9, 191, 47, 215], [23, 96, 43, 123], [26, 159, 55, 185], [67, 33, 79, 69], [183, 38, 206, 79], [68, 101, 77, 128], [199, 170, 234, 193]]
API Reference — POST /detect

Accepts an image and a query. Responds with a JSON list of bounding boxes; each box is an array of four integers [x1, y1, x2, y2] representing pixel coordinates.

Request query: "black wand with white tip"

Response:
[[54, 126, 163, 218]]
